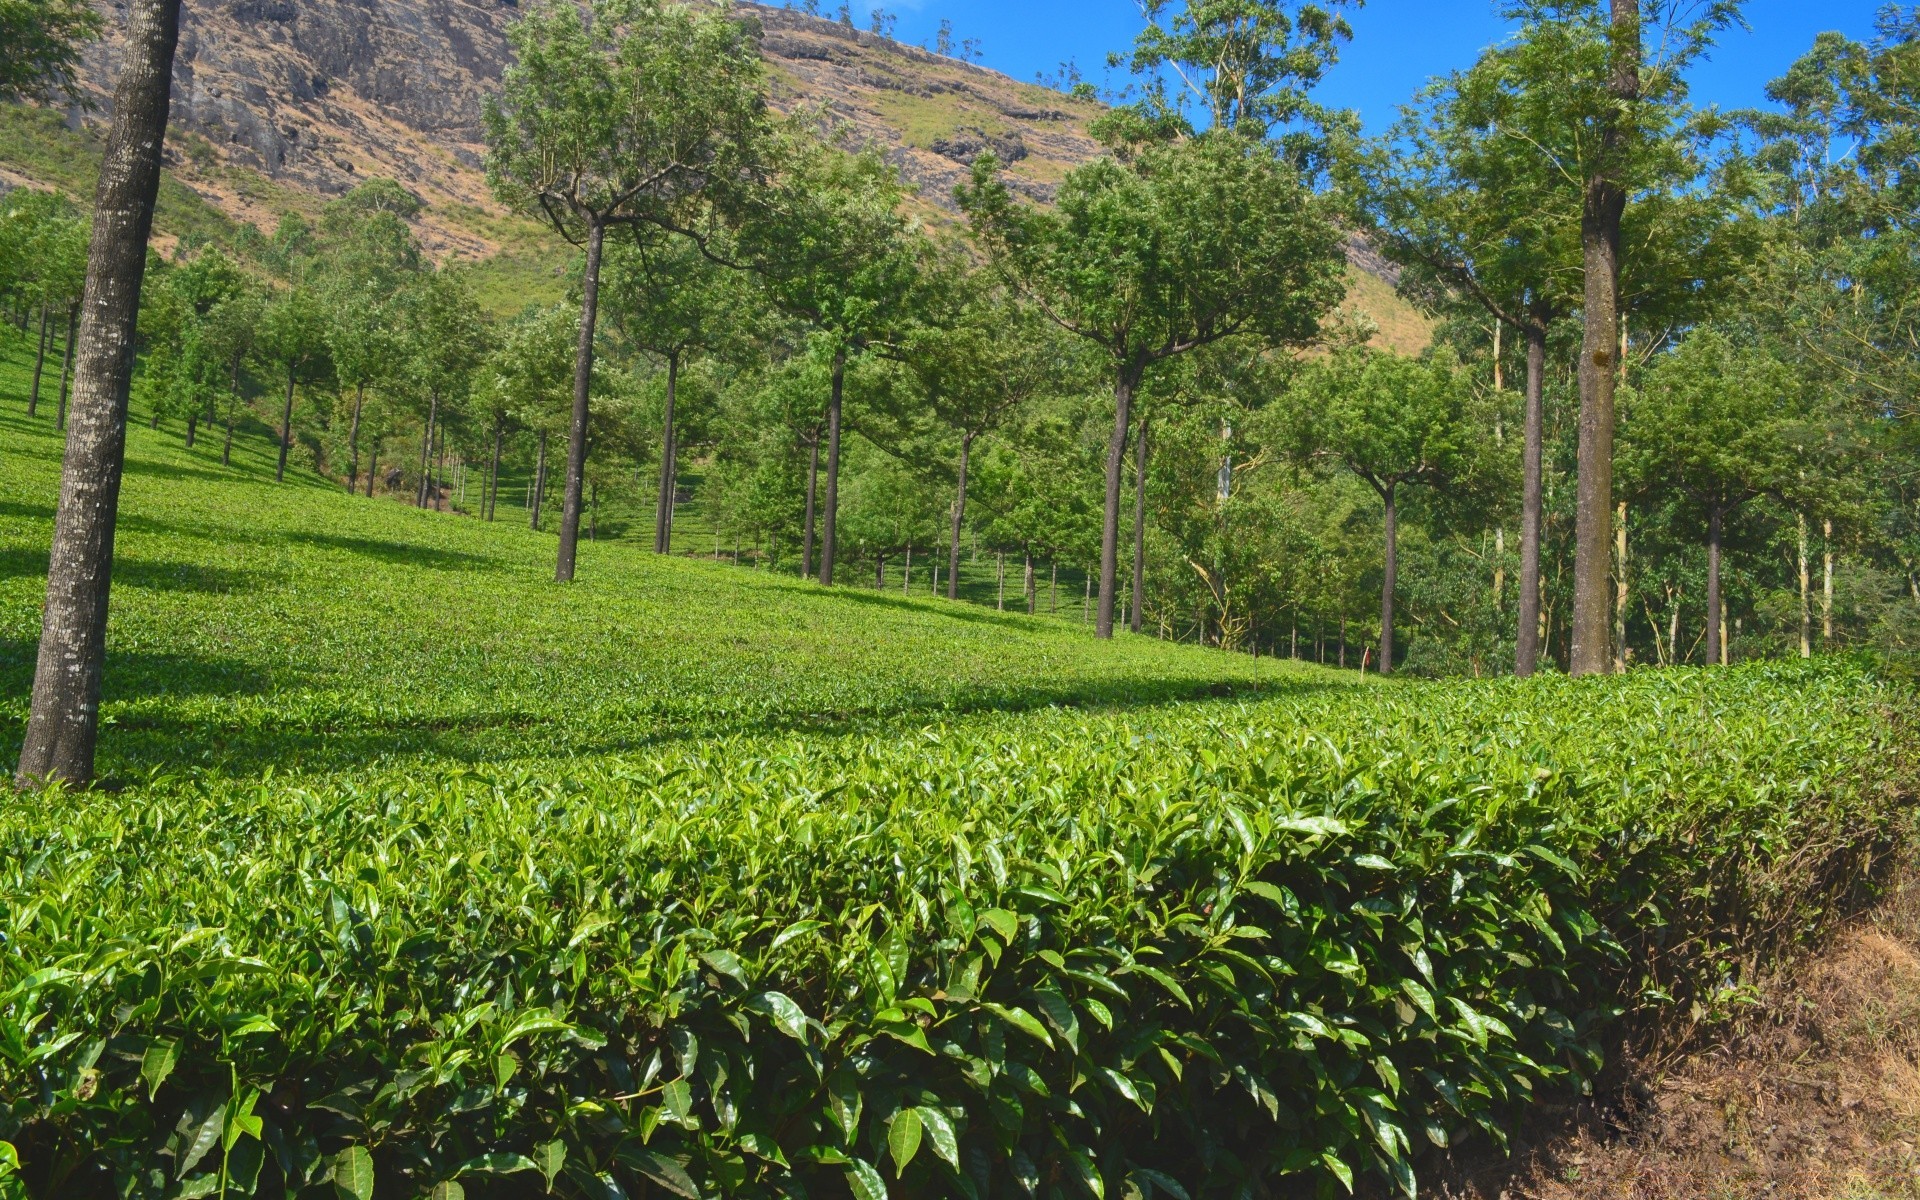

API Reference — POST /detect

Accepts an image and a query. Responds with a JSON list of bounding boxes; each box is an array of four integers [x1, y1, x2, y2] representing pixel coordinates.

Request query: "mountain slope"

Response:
[[8, 1, 1430, 345]]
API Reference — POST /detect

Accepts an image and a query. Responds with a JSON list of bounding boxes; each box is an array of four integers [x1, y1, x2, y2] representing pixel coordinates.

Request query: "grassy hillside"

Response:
[[0, 327, 1321, 782]]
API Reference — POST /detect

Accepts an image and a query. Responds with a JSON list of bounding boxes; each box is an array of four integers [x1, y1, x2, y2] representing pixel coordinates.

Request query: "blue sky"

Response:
[[866, 1, 1890, 131]]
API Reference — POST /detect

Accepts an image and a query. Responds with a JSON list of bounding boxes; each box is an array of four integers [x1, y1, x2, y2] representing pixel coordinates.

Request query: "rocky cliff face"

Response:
[[73, 2, 1102, 246]]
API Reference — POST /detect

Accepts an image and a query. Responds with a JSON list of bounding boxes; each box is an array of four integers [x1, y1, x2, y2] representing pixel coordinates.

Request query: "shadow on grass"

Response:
[[0, 548, 272, 594], [0, 667, 1357, 784], [284, 532, 501, 572], [804, 582, 1068, 635]]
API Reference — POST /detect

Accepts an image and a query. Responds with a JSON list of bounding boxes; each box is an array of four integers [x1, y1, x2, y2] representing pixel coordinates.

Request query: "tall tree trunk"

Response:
[[1798, 512, 1812, 658], [1570, 0, 1638, 677], [1614, 501, 1628, 672], [1096, 370, 1136, 639], [185, 406, 198, 447], [818, 347, 846, 586], [802, 431, 819, 578], [345, 383, 365, 493], [27, 303, 48, 416], [1131, 413, 1149, 635], [948, 431, 971, 600], [655, 351, 679, 553], [433, 423, 447, 511], [556, 219, 605, 583], [876, 554, 885, 589], [531, 430, 548, 531], [1516, 325, 1546, 676], [222, 358, 239, 467], [903, 544, 912, 594], [1822, 519, 1834, 644], [17, 0, 183, 787], [1705, 504, 1724, 667], [56, 304, 78, 432], [276, 364, 297, 482], [415, 390, 437, 506], [1381, 485, 1398, 676], [487, 417, 503, 521]]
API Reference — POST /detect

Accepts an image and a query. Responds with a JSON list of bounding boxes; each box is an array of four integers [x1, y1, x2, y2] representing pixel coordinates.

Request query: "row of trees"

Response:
[[9, 0, 1918, 785]]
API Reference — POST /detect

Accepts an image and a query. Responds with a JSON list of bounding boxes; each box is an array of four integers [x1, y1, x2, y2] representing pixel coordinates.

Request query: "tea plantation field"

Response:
[[0, 346, 1914, 1200]]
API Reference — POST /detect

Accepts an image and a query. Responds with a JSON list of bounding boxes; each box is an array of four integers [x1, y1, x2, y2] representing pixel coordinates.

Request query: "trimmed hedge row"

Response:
[[1, 662, 1911, 1200]]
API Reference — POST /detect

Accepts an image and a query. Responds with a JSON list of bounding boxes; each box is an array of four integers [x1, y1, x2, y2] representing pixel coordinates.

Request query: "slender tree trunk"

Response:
[[1798, 512, 1812, 658], [948, 432, 972, 600], [434, 423, 447, 511], [56, 304, 78, 432], [344, 383, 365, 493], [819, 347, 846, 586], [222, 358, 239, 467], [903, 544, 912, 593], [17, 0, 183, 787], [415, 390, 437, 506], [1614, 501, 1628, 672], [185, 406, 198, 447], [531, 430, 548, 531], [1822, 519, 1834, 644], [27, 303, 48, 416], [802, 431, 819, 578], [996, 550, 1005, 611], [1025, 548, 1035, 615], [1705, 504, 1724, 667], [1570, 0, 1637, 677], [486, 418, 503, 521], [367, 445, 378, 497], [556, 219, 605, 583], [1131, 413, 1149, 635], [655, 351, 679, 553], [1516, 325, 1546, 676], [1098, 371, 1134, 639], [1381, 486, 1398, 676], [276, 364, 297, 482], [876, 555, 885, 589]]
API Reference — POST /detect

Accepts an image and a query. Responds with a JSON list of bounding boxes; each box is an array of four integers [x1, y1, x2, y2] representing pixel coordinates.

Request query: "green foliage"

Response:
[[0, 0, 102, 104]]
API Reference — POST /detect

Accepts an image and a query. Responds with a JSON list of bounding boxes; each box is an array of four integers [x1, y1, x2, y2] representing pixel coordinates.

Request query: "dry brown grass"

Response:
[[1427, 863, 1920, 1200]]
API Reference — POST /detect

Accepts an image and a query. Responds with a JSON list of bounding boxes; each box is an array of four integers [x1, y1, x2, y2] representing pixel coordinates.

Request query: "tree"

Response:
[[486, 305, 578, 529], [258, 288, 332, 483], [738, 136, 919, 586], [17, 0, 183, 787], [327, 287, 403, 494], [1284, 348, 1483, 673], [1621, 330, 1801, 666], [485, 0, 768, 583], [397, 271, 490, 510], [961, 131, 1345, 637], [1480, 0, 1740, 674], [602, 231, 758, 553], [0, 0, 103, 103], [1362, 56, 1581, 676]]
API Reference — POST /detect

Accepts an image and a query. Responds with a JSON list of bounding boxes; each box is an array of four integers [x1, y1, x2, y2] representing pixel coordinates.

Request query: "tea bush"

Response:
[[2, 664, 1910, 1200]]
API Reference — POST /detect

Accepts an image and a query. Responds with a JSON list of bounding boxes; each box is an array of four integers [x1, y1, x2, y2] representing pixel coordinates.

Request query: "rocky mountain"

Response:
[[30, 1, 1425, 344]]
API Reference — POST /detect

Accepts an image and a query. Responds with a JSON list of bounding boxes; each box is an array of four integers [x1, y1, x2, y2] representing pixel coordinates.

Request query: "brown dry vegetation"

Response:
[[1430, 862, 1920, 1200]]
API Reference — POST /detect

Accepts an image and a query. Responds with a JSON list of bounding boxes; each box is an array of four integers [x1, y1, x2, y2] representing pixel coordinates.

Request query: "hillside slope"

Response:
[[4, 1, 1432, 345], [0, 332, 1332, 781]]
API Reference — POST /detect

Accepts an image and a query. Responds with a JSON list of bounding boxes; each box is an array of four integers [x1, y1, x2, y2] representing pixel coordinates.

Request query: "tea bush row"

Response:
[[2, 661, 1911, 1200]]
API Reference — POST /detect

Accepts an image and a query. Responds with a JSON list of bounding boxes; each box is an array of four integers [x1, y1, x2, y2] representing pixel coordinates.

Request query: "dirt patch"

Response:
[[1433, 866, 1920, 1199]]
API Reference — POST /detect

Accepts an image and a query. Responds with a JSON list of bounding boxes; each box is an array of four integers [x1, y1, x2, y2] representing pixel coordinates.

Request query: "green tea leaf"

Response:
[[140, 1038, 179, 1101], [332, 1146, 375, 1200], [887, 1107, 922, 1175], [846, 1158, 889, 1200], [745, 991, 809, 1042]]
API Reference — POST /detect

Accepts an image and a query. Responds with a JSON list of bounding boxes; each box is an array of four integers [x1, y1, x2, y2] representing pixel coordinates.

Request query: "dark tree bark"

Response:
[[1570, 0, 1638, 677], [1705, 504, 1723, 667], [415, 391, 438, 506], [802, 430, 819, 579], [1380, 485, 1399, 676], [818, 347, 846, 586], [655, 351, 679, 553], [345, 383, 365, 493], [16, 0, 183, 787], [1516, 324, 1547, 677], [222, 359, 239, 467], [1131, 413, 1149, 635], [556, 220, 605, 583], [947, 431, 972, 600], [1097, 369, 1138, 639], [27, 304, 48, 416], [56, 303, 77, 431], [486, 417, 503, 521], [531, 430, 548, 531], [276, 365, 297, 482]]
